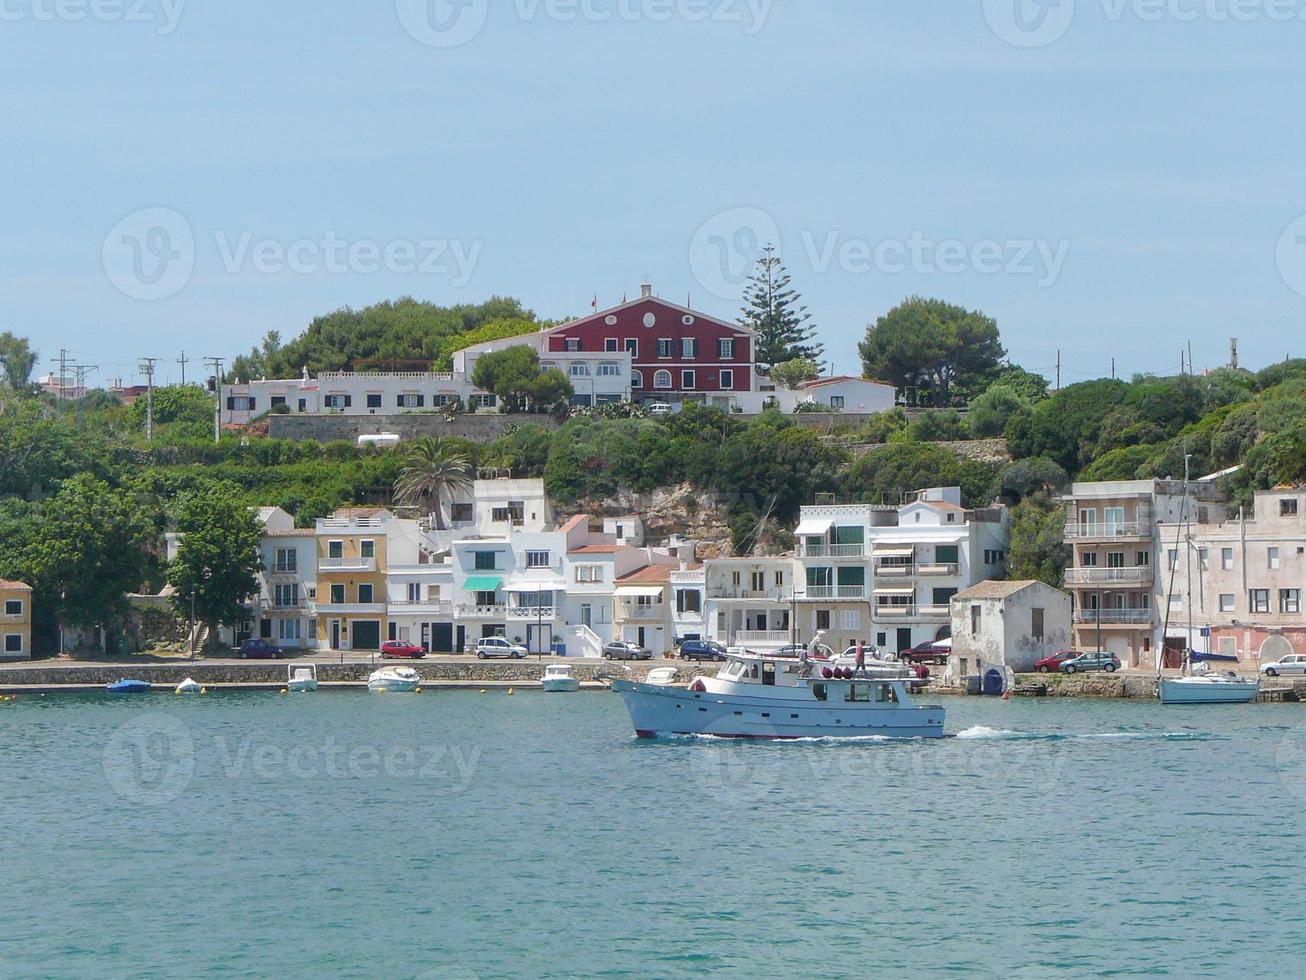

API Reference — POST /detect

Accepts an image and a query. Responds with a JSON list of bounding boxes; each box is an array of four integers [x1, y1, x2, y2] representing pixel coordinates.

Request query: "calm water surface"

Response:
[[2, 690, 1304, 978]]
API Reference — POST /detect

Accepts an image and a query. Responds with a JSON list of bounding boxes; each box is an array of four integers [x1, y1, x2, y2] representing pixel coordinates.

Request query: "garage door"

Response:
[[352, 620, 381, 651]]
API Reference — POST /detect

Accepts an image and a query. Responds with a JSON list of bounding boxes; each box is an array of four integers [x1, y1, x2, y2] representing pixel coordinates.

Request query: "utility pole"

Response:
[[139, 357, 158, 441], [177, 351, 189, 386], [1187, 341, 1194, 377], [58, 348, 69, 404], [1230, 338, 1239, 371], [1111, 357, 1116, 381], [204, 356, 225, 444], [1055, 350, 1061, 392], [71, 364, 97, 428]]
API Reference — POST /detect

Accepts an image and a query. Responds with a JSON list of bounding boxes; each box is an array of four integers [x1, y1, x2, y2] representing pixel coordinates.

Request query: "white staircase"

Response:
[[567, 625, 604, 659]]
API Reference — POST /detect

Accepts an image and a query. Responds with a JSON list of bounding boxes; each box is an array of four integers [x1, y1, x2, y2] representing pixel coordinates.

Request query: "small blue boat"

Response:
[[107, 679, 151, 694]]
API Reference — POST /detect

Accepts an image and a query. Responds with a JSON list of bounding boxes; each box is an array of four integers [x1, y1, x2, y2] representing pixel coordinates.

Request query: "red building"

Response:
[[545, 286, 755, 405]]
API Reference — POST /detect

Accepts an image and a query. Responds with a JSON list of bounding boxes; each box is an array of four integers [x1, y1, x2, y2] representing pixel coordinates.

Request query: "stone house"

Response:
[[949, 581, 1073, 687]]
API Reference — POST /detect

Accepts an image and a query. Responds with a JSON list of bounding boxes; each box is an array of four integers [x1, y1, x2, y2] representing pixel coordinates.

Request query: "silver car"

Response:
[[1261, 654, 1306, 678], [603, 641, 653, 661]]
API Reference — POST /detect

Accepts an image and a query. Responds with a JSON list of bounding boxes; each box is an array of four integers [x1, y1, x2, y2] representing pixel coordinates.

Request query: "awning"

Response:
[[874, 587, 916, 596], [795, 517, 834, 536], [615, 586, 665, 598], [463, 575, 503, 592], [873, 546, 915, 558], [509, 583, 556, 595]]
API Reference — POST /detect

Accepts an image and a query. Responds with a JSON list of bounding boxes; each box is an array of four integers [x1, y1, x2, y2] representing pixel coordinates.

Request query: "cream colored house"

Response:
[[1, 581, 32, 661]]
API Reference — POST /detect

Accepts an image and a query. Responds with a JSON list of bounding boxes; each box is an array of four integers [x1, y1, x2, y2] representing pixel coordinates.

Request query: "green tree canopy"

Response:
[[970, 384, 1032, 439], [739, 245, 823, 370], [167, 486, 264, 647], [769, 357, 821, 390], [0, 333, 38, 389], [470, 345, 573, 414], [1005, 495, 1070, 587], [393, 436, 475, 530], [859, 297, 1006, 406]]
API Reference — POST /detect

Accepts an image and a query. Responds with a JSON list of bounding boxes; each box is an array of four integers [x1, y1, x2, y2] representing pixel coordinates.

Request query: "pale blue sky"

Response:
[[3, 0, 1304, 387]]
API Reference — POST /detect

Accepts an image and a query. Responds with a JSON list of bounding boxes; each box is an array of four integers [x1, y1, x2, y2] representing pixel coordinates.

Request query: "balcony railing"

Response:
[[916, 563, 960, 577], [874, 564, 915, 578], [874, 605, 916, 618], [1072, 608, 1153, 625], [1064, 522, 1150, 540], [388, 600, 453, 616], [319, 557, 378, 573], [619, 606, 666, 621], [1064, 567, 1153, 586], [457, 604, 507, 618], [707, 588, 791, 601], [733, 630, 792, 645], [308, 602, 386, 616], [799, 543, 866, 559], [916, 605, 951, 619], [508, 606, 557, 620], [802, 586, 868, 600]]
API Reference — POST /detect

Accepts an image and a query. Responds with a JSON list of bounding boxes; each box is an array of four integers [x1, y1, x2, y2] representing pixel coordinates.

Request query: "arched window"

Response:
[[630, 370, 644, 388], [654, 370, 673, 389]]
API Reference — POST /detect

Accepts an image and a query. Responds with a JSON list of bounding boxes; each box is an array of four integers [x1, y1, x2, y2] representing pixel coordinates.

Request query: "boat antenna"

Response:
[[1158, 454, 1191, 682]]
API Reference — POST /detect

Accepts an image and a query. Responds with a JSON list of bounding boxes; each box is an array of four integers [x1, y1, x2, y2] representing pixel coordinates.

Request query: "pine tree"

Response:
[[739, 245, 824, 372]]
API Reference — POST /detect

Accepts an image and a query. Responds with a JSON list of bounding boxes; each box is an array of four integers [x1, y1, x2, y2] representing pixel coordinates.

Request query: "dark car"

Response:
[[1035, 650, 1079, 673], [604, 641, 653, 661], [679, 640, 728, 662], [239, 639, 285, 660], [900, 641, 949, 666], [381, 641, 426, 660]]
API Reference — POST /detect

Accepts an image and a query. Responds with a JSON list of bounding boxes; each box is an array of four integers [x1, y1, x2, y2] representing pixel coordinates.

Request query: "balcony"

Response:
[[802, 586, 868, 601], [508, 606, 557, 620], [309, 602, 386, 616], [1072, 608, 1153, 625], [619, 605, 666, 621], [874, 564, 915, 579], [707, 588, 791, 602], [916, 605, 951, 619], [799, 543, 866, 559], [457, 604, 508, 619], [1064, 522, 1151, 541], [319, 557, 377, 573], [916, 563, 960, 577], [1064, 567, 1154, 586], [734, 630, 792, 646], [874, 605, 916, 619], [388, 600, 453, 616]]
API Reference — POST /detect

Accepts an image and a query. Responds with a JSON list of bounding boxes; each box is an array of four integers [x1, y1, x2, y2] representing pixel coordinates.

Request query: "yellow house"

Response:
[[314, 509, 390, 652], [1, 581, 33, 661]]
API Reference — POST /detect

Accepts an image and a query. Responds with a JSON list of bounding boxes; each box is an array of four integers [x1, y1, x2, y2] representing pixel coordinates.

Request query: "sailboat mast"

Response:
[[1184, 454, 1194, 674]]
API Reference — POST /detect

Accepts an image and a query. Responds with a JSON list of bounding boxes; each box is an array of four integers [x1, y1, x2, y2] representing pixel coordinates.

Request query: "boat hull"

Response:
[[612, 679, 945, 739], [541, 679, 580, 693], [288, 680, 318, 692], [1158, 677, 1259, 704]]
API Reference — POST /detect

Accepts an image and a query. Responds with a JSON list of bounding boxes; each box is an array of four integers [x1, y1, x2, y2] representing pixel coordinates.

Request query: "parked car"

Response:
[[1061, 651, 1120, 674], [239, 639, 285, 660], [475, 637, 528, 660], [679, 640, 728, 662], [1035, 650, 1080, 673], [900, 641, 949, 666], [604, 641, 653, 661], [381, 641, 426, 660], [647, 402, 674, 417], [1261, 654, 1306, 677]]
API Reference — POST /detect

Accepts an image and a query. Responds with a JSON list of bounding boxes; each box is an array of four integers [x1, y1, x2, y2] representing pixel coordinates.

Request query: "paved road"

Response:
[[0, 651, 689, 670]]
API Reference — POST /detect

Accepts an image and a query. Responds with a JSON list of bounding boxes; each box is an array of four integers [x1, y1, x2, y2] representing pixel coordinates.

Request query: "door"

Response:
[[456, 625, 466, 655], [896, 627, 912, 653], [433, 623, 453, 654], [527, 624, 548, 654], [331, 620, 341, 650], [581, 604, 592, 628], [352, 620, 382, 651]]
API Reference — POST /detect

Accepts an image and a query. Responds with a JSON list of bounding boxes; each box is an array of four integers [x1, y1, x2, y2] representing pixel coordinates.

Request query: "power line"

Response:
[[177, 351, 189, 386], [138, 357, 158, 441]]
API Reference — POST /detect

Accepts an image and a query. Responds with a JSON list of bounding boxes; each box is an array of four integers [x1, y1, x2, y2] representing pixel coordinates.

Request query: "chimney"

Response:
[[640, 283, 653, 299]]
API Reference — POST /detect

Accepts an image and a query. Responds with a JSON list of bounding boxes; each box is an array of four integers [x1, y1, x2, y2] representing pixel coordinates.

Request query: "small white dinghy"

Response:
[[541, 664, 580, 693], [368, 666, 421, 693], [175, 678, 202, 695], [287, 664, 318, 693], [644, 666, 680, 687]]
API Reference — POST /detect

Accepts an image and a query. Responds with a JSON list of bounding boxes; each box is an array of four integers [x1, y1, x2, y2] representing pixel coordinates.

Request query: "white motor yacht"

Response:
[[368, 666, 421, 693], [541, 664, 580, 693], [613, 650, 945, 739], [287, 664, 319, 693]]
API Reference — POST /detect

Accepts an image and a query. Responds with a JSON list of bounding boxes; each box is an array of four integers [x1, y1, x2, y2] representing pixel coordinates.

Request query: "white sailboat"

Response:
[[1156, 454, 1259, 705]]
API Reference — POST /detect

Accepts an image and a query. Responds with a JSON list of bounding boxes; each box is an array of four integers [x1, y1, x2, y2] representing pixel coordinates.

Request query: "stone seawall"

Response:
[[1015, 673, 1158, 698], [0, 661, 709, 690]]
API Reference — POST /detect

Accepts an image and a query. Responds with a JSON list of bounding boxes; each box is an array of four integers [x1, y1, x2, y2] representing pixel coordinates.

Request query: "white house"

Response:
[[948, 580, 1074, 688], [703, 556, 801, 650]]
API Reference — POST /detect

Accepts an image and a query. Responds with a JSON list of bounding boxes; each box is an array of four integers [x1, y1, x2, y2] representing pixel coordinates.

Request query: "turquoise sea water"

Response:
[[2, 690, 1305, 978]]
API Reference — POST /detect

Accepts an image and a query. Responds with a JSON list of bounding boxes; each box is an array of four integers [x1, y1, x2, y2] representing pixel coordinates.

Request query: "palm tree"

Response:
[[393, 437, 474, 530]]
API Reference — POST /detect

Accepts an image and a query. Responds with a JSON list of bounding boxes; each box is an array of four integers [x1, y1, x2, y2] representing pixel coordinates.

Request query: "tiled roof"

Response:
[[559, 514, 589, 533], [616, 565, 673, 585], [570, 545, 619, 554], [264, 528, 313, 538], [0, 580, 32, 591], [955, 580, 1040, 600]]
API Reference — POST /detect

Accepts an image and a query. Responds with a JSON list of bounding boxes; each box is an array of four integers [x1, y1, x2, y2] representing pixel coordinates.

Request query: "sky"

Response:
[[3, 0, 1305, 388]]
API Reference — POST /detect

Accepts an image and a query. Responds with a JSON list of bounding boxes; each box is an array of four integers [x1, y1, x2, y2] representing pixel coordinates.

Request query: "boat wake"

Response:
[[952, 725, 1224, 743]]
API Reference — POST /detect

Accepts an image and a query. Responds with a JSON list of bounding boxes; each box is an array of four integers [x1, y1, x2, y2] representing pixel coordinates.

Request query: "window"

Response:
[[328, 540, 344, 559], [569, 363, 590, 378], [475, 591, 498, 606], [1282, 498, 1299, 517], [654, 370, 673, 389], [357, 584, 373, 603], [630, 370, 644, 389], [1268, 548, 1281, 570], [575, 565, 602, 583], [839, 610, 861, 631], [598, 362, 620, 377], [1198, 548, 1209, 570], [1221, 548, 1234, 570], [3, 600, 22, 617], [279, 619, 302, 641], [1107, 552, 1125, 569], [720, 369, 734, 389], [275, 548, 297, 573], [625, 339, 638, 358], [474, 551, 497, 571], [526, 550, 550, 569], [682, 370, 696, 390], [4, 634, 21, 654], [360, 540, 375, 559], [718, 338, 735, 359], [330, 584, 345, 604], [605, 338, 619, 352], [452, 503, 473, 523], [970, 605, 981, 636], [936, 545, 960, 566], [1169, 594, 1183, 612], [681, 338, 697, 359], [731, 571, 742, 588], [274, 584, 299, 608], [657, 338, 673, 359], [844, 684, 871, 703], [397, 393, 424, 408], [565, 338, 581, 352], [1251, 590, 1271, 614], [297, 399, 307, 413], [1219, 594, 1235, 613], [1031, 607, 1044, 640], [775, 571, 785, 587], [677, 590, 701, 613], [816, 610, 831, 630], [751, 571, 765, 592], [1104, 506, 1125, 534], [1168, 549, 1178, 570], [324, 394, 349, 410], [270, 396, 286, 409], [366, 394, 382, 409], [1136, 551, 1151, 567], [1281, 589, 1301, 614], [1081, 552, 1098, 568], [471, 394, 498, 409], [830, 396, 845, 409]]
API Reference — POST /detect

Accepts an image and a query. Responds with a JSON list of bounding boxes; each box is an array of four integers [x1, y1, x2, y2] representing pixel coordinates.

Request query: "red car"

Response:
[[1035, 650, 1079, 673], [381, 641, 426, 660]]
